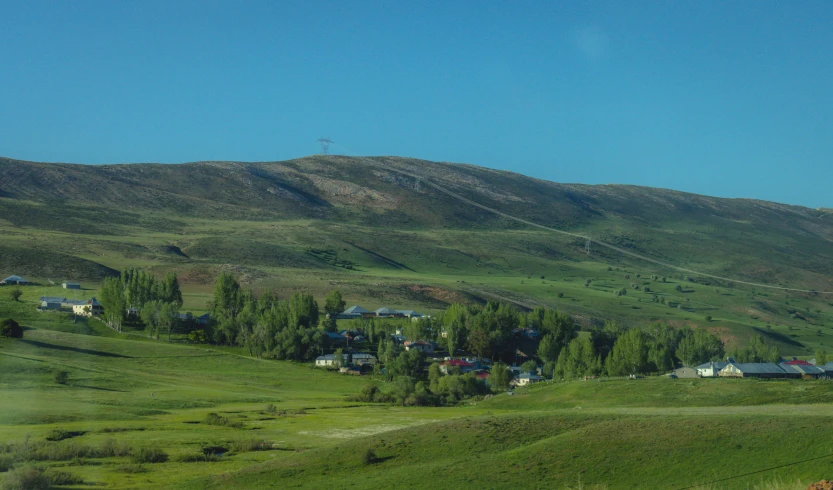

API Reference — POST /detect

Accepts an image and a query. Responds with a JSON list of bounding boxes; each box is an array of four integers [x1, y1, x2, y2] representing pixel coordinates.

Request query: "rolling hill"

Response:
[[2, 154, 832, 352]]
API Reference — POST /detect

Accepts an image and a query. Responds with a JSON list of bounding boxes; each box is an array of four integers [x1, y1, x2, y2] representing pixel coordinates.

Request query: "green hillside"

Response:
[[2, 155, 833, 353]]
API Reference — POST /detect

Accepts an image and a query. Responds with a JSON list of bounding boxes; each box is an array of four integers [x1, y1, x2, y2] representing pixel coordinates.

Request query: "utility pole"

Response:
[[317, 137, 333, 154], [585, 237, 592, 255]]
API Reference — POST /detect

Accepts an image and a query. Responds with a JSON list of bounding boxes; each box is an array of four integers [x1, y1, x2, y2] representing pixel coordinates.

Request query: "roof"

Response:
[[40, 296, 67, 303], [395, 309, 422, 317], [351, 353, 375, 359], [342, 305, 370, 315], [316, 354, 346, 361], [781, 364, 825, 375], [62, 281, 80, 285], [326, 332, 347, 340], [782, 359, 812, 365], [695, 362, 729, 370], [722, 363, 786, 374], [442, 360, 474, 367], [374, 307, 396, 315], [518, 373, 545, 380], [3, 275, 26, 282], [63, 300, 86, 306], [404, 340, 430, 346], [87, 297, 102, 306]]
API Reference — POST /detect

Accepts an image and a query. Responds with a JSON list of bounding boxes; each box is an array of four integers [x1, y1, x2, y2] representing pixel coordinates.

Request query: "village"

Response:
[[6, 273, 833, 389]]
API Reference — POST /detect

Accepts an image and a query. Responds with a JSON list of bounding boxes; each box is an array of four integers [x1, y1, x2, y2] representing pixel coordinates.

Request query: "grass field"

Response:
[[3, 302, 833, 489]]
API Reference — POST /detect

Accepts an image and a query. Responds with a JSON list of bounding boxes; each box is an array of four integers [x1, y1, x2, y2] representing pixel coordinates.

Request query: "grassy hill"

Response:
[[3, 313, 833, 489], [2, 155, 833, 354]]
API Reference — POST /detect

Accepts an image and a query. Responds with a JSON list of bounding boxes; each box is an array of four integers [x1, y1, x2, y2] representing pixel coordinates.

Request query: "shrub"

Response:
[[0, 319, 23, 339], [230, 439, 271, 453], [132, 447, 168, 464], [176, 453, 219, 463], [9, 288, 22, 302], [203, 413, 243, 428], [264, 403, 277, 414], [46, 470, 83, 486], [557, 292, 564, 298], [100, 439, 132, 457], [54, 371, 69, 385], [705, 315, 713, 322], [2, 465, 50, 490], [362, 449, 379, 465]]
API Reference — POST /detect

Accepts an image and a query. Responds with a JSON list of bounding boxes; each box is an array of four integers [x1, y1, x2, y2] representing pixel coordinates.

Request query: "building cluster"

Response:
[[673, 358, 833, 379], [38, 296, 102, 317], [337, 305, 425, 320]]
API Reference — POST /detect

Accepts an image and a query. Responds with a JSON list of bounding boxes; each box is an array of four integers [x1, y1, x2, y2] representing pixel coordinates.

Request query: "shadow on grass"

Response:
[[77, 385, 127, 392], [753, 327, 805, 348], [18, 339, 132, 358]]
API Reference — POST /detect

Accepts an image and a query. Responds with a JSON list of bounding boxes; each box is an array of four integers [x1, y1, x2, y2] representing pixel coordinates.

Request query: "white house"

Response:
[[694, 361, 728, 378], [513, 373, 545, 386], [73, 298, 103, 317]]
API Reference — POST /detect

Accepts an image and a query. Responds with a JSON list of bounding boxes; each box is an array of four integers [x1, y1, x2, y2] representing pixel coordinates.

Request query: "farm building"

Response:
[[718, 363, 796, 379], [350, 353, 377, 366], [62, 282, 81, 290], [2, 275, 29, 285], [694, 361, 729, 378], [39, 297, 64, 310], [338, 305, 370, 319], [514, 372, 546, 386], [780, 363, 826, 379], [374, 307, 401, 317], [315, 353, 348, 367], [73, 298, 103, 317], [395, 310, 424, 319], [671, 367, 700, 378]]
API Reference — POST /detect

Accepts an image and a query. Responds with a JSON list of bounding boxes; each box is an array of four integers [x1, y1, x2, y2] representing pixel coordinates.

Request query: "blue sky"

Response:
[[1, 1, 832, 207]]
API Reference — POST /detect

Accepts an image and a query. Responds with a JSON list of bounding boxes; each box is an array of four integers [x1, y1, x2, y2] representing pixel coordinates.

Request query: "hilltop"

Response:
[[2, 155, 833, 352]]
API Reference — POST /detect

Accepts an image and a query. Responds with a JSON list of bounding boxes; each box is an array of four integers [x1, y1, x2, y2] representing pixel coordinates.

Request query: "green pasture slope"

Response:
[[3, 300, 833, 489]]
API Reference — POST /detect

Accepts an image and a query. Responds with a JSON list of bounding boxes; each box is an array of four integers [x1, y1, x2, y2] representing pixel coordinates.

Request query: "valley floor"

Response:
[[3, 315, 833, 489]]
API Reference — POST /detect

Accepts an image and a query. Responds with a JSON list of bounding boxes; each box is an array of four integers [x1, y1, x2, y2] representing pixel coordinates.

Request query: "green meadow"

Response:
[[3, 296, 833, 489]]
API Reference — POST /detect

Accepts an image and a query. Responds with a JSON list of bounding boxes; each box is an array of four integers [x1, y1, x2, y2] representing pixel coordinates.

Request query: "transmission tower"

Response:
[[585, 237, 592, 255], [414, 177, 421, 191], [317, 137, 333, 154]]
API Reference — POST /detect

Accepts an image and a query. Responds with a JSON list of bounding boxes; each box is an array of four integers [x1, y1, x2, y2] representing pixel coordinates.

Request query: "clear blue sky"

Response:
[[2, 1, 832, 207]]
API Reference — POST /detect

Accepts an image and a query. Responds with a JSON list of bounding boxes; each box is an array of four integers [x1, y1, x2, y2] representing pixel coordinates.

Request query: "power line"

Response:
[[346, 155, 833, 295], [674, 452, 833, 490]]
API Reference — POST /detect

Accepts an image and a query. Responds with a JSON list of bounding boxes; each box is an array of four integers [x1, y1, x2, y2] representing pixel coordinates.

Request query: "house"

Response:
[[780, 363, 826, 379], [395, 310, 424, 319], [73, 298, 103, 317], [315, 352, 376, 367], [404, 340, 435, 354], [62, 299, 86, 309], [40, 299, 64, 311], [374, 307, 403, 317], [338, 305, 370, 319], [513, 372, 545, 386], [695, 361, 729, 378], [62, 282, 81, 290], [671, 367, 700, 378], [440, 359, 475, 375], [718, 363, 795, 379], [390, 334, 407, 344], [350, 353, 377, 366], [2, 275, 29, 285], [326, 331, 348, 344]]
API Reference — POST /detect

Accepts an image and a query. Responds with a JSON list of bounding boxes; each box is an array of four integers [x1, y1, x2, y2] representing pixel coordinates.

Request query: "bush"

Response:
[[44, 429, 85, 442], [9, 288, 22, 302], [132, 447, 168, 464], [230, 439, 271, 453], [54, 371, 69, 385], [116, 464, 147, 473], [705, 315, 713, 322], [1, 465, 50, 490], [45, 470, 83, 486], [203, 413, 243, 428], [362, 449, 379, 465], [176, 453, 219, 463], [100, 438, 132, 457], [0, 319, 23, 339], [264, 403, 277, 414]]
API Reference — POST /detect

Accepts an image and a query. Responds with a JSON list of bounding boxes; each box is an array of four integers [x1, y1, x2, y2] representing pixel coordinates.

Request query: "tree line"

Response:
[[99, 268, 182, 335]]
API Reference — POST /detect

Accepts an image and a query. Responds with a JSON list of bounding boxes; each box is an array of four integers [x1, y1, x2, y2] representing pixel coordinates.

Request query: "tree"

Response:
[[54, 370, 70, 385], [605, 328, 650, 376], [731, 334, 779, 363], [520, 360, 538, 374], [100, 277, 127, 332], [490, 362, 513, 391], [160, 272, 183, 307], [467, 328, 491, 359], [676, 328, 725, 366], [288, 291, 319, 329], [323, 289, 346, 319], [9, 287, 22, 302], [816, 349, 828, 366], [554, 336, 600, 380], [332, 348, 344, 369], [141, 301, 163, 340], [428, 362, 442, 393], [0, 318, 23, 338], [537, 334, 560, 363]]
